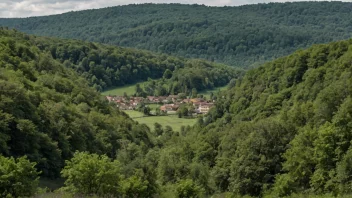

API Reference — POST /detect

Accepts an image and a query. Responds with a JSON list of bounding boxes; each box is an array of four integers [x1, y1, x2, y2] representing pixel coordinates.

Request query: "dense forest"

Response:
[[30, 32, 241, 92], [0, 29, 160, 197], [5, 28, 352, 197], [0, 28, 240, 197], [135, 61, 242, 97], [5, 1, 352, 196], [1, 2, 352, 68], [179, 38, 352, 197]]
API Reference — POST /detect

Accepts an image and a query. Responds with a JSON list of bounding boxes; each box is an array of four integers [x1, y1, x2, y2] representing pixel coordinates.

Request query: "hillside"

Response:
[[4, 28, 352, 197], [29, 31, 242, 93], [0, 28, 157, 184], [1, 2, 352, 68], [166, 38, 352, 197], [0, 28, 241, 197]]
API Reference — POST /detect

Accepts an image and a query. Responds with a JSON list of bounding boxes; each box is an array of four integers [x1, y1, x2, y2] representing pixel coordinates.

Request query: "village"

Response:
[[106, 94, 215, 115]]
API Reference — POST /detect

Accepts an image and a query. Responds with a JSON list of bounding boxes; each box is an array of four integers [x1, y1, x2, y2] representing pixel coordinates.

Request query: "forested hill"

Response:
[[27, 30, 243, 92], [1, 2, 352, 68], [0, 28, 242, 197], [172, 38, 352, 197], [5, 27, 352, 197], [0, 28, 156, 179]]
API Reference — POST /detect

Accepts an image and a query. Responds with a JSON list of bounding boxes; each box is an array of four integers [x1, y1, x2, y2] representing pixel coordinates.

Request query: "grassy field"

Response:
[[123, 110, 196, 131], [147, 103, 162, 110], [101, 84, 138, 96], [135, 115, 197, 132], [123, 110, 145, 118], [199, 85, 228, 99]]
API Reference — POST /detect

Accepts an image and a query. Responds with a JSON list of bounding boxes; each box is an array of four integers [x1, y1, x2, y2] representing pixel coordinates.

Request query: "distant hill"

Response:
[[27, 30, 243, 93], [1, 2, 352, 68]]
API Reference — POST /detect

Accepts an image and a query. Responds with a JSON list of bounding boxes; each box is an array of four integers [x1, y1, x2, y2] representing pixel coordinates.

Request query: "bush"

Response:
[[60, 152, 122, 196], [0, 155, 40, 197], [176, 179, 204, 198]]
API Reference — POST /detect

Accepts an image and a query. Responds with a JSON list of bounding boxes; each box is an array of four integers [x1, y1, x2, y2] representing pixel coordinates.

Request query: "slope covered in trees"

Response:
[[5, 27, 352, 197], [163, 38, 352, 197], [1, 2, 352, 68], [0, 28, 240, 197], [30, 32, 242, 92], [0, 28, 158, 192], [135, 61, 241, 97]]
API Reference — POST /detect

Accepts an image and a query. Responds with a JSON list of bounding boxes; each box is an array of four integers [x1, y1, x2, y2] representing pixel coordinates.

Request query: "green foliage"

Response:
[[5, 8, 352, 197], [136, 60, 243, 96], [0, 156, 40, 197], [228, 120, 295, 196], [32, 33, 242, 92], [149, 38, 352, 197], [120, 175, 149, 197], [0, 29, 154, 179], [2, 3, 352, 68], [176, 179, 204, 198], [136, 102, 152, 115], [61, 152, 121, 196]]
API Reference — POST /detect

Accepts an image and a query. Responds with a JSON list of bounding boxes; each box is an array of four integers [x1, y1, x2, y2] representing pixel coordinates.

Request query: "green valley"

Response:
[[0, 27, 235, 197], [4, 2, 352, 198]]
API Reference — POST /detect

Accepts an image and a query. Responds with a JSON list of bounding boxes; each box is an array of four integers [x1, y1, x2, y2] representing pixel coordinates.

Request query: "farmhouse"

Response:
[[160, 104, 179, 112], [198, 103, 214, 114]]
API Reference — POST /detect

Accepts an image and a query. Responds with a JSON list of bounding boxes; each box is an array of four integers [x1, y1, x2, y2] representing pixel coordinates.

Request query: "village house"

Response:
[[167, 95, 179, 102], [160, 104, 179, 113], [106, 96, 113, 102], [198, 103, 214, 114], [147, 96, 155, 102]]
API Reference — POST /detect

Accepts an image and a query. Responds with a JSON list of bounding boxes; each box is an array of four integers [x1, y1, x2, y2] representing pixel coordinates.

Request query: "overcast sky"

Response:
[[0, 0, 351, 18]]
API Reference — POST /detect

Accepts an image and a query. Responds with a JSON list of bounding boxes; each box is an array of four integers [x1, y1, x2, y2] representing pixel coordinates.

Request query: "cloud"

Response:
[[0, 0, 351, 18]]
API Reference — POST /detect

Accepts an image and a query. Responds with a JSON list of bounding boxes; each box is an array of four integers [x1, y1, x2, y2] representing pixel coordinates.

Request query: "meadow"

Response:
[[101, 84, 139, 96], [199, 85, 229, 99], [123, 110, 197, 132]]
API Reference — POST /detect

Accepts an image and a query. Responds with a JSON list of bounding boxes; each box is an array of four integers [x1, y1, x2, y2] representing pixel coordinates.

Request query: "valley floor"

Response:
[[123, 110, 196, 132]]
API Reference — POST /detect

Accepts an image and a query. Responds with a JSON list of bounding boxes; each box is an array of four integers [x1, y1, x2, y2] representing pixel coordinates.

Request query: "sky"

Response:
[[0, 0, 351, 18]]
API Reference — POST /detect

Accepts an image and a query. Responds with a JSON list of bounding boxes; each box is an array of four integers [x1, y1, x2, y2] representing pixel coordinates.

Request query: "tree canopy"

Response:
[[0, 156, 40, 197], [28, 30, 242, 92], [1, 2, 352, 68], [0, 28, 154, 179], [180, 38, 352, 197], [4, 19, 352, 197]]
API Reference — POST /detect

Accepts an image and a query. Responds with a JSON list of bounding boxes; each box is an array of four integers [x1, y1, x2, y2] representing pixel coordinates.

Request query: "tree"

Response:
[[178, 105, 189, 118], [155, 107, 161, 116], [175, 179, 204, 198], [121, 175, 149, 198], [154, 123, 164, 136], [192, 88, 198, 98], [178, 93, 187, 99], [0, 156, 40, 197], [143, 106, 151, 116], [163, 69, 173, 79], [61, 152, 122, 196]]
